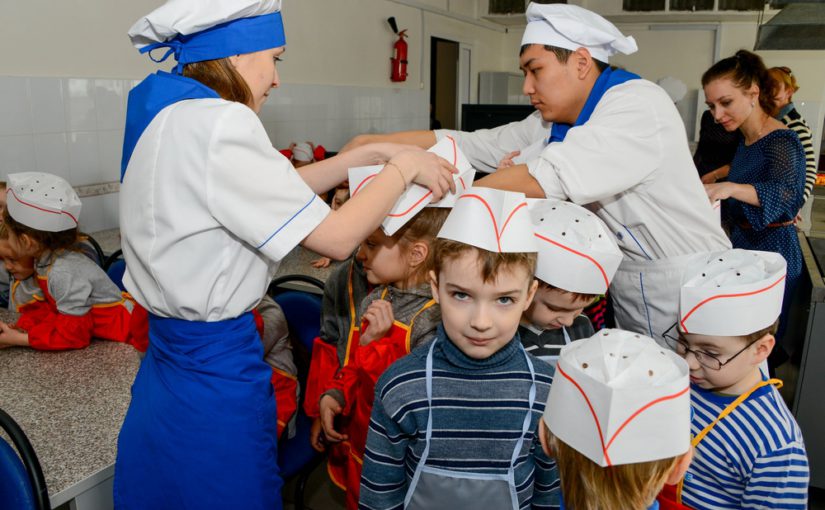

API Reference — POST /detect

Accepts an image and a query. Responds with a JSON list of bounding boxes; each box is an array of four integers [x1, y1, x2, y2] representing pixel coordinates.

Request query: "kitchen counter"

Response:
[[0, 308, 141, 508]]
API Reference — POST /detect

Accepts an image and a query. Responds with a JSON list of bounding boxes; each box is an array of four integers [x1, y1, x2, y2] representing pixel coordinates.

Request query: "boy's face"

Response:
[[430, 251, 537, 360], [523, 286, 588, 331], [679, 332, 771, 395], [356, 228, 407, 286], [0, 239, 34, 281]]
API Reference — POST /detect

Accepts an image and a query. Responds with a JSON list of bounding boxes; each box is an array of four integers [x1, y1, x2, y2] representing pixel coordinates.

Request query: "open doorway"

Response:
[[430, 37, 459, 130]]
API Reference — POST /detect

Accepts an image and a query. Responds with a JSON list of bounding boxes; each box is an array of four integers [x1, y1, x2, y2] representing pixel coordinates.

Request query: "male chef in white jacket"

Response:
[[344, 3, 730, 345]]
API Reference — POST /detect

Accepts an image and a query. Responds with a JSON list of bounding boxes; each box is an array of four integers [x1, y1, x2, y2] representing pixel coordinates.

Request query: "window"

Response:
[[624, 0, 766, 11], [489, 0, 566, 15]]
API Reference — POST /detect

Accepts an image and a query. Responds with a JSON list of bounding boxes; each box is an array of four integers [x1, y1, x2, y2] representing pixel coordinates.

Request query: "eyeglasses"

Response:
[[661, 322, 758, 371]]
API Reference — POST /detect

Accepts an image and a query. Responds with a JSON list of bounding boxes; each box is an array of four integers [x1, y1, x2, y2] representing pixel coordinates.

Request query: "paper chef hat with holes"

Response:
[[529, 200, 622, 295], [679, 249, 786, 337], [6, 172, 81, 232], [544, 329, 690, 467], [348, 136, 476, 236], [437, 187, 537, 253]]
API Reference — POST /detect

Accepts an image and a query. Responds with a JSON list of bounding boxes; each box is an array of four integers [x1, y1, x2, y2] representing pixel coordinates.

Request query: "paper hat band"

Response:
[[7, 188, 79, 226], [535, 233, 609, 291], [680, 274, 786, 334], [459, 193, 527, 253], [554, 362, 689, 467]]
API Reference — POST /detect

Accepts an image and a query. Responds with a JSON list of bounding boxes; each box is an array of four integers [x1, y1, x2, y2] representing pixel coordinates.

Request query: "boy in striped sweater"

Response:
[[662, 249, 809, 510], [359, 188, 559, 510]]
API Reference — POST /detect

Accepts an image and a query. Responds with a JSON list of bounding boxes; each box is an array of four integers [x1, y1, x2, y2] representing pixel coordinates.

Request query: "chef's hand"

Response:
[[704, 182, 735, 203], [359, 300, 394, 346], [497, 150, 520, 170], [388, 150, 457, 202], [309, 417, 326, 452], [319, 395, 348, 443]]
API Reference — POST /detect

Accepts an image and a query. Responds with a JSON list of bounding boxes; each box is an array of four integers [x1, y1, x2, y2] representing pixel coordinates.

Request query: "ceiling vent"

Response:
[[755, 1, 825, 50]]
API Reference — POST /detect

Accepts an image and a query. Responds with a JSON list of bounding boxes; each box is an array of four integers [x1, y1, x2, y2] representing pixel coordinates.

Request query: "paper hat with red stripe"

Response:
[[6, 172, 81, 232], [530, 200, 621, 295], [544, 329, 690, 467], [437, 187, 537, 253], [679, 249, 786, 336], [348, 136, 475, 236]]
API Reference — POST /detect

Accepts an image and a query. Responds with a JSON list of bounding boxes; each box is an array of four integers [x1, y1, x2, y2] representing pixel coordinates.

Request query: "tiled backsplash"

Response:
[[0, 75, 428, 231]]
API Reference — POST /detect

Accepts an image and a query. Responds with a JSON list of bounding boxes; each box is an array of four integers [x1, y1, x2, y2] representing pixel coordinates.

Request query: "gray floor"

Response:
[[286, 189, 825, 509]]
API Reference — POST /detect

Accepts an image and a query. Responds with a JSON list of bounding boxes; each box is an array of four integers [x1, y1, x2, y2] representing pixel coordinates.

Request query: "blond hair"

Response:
[[392, 208, 450, 285], [548, 427, 679, 510], [432, 238, 536, 284]]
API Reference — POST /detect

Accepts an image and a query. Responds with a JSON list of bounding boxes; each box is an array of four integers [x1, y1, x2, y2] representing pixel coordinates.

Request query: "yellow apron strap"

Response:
[[404, 299, 437, 352], [343, 260, 361, 366], [675, 377, 783, 504]]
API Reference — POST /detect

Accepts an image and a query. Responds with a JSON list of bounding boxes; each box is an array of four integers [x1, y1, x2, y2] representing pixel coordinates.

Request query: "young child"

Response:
[[538, 329, 694, 510], [522, 200, 622, 365], [360, 187, 558, 509], [0, 172, 147, 352], [0, 226, 49, 326], [318, 207, 448, 509], [663, 249, 809, 509]]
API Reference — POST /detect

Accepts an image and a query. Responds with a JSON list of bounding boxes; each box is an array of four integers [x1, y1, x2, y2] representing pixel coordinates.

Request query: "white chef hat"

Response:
[[679, 249, 786, 337], [530, 200, 622, 295], [129, 0, 285, 74], [348, 136, 475, 236], [437, 187, 537, 253], [521, 3, 637, 63], [544, 329, 690, 467], [6, 172, 81, 232], [292, 142, 314, 163]]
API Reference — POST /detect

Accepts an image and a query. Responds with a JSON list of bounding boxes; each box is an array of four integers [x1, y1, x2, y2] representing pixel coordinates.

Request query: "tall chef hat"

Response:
[[530, 200, 622, 295], [437, 187, 537, 253], [128, 0, 286, 74], [521, 3, 637, 63], [544, 329, 691, 467], [6, 172, 82, 232], [679, 249, 786, 337]]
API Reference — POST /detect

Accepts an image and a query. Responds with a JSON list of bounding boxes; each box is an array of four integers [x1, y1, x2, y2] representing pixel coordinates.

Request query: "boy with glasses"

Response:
[[661, 249, 808, 510]]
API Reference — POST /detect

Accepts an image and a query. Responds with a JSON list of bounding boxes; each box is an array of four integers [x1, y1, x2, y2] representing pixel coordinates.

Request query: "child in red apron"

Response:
[[538, 329, 694, 510], [317, 207, 448, 509], [0, 172, 147, 352], [0, 233, 50, 331], [660, 249, 809, 510]]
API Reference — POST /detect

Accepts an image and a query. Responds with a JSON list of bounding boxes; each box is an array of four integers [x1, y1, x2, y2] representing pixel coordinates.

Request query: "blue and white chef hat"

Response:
[[128, 0, 286, 74], [6, 172, 81, 232], [521, 3, 637, 63]]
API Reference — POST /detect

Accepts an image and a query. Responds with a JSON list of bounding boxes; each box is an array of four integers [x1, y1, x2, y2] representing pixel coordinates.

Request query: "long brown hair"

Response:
[[393, 208, 451, 286], [549, 430, 680, 510], [183, 58, 253, 107], [701, 50, 778, 116]]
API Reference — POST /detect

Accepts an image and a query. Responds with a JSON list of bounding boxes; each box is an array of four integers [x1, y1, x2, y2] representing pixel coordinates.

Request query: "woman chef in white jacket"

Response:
[[114, 1, 456, 509]]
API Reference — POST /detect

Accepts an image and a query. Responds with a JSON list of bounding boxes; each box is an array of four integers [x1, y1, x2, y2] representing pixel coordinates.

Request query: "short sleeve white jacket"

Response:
[[120, 99, 329, 321]]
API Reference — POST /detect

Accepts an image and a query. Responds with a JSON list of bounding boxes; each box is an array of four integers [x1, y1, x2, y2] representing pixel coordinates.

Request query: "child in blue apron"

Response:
[[538, 329, 694, 510], [359, 187, 559, 510], [115, 1, 457, 508], [520, 200, 622, 366], [662, 249, 809, 510]]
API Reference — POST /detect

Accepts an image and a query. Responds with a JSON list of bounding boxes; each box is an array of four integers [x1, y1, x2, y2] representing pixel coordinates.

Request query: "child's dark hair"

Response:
[[432, 238, 537, 284], [537, 280, 597, 304], [392, 208, 451, 284], [3, 208, 79, 253], [701, 50, 778, 116]]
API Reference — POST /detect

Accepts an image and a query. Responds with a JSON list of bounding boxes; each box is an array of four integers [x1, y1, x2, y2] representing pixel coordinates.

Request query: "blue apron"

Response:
[[114, 312, 281, 510], [403, 338, 537, 510]]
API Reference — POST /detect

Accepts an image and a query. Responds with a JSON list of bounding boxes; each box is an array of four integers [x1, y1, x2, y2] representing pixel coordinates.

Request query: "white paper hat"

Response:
[[530, 200, 622, 295], [679, 249, 786, 336], [293, 142, 314, 162], [521, 3, 638, 63], [544, 329, 690, 467], [6, 172, 81, 232], [129, 0, 283, 48], [348, 136, 476, 236], [437, 187, 537, 253]]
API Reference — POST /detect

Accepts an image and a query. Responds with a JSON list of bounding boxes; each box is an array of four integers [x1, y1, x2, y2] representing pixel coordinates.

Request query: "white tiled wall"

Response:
[[0, 75, 428, 231]]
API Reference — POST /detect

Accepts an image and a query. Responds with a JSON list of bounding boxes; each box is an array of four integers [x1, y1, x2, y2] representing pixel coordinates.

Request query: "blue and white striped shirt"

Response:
[[359, 328, 560, 509], [681, 381, 809, 509]]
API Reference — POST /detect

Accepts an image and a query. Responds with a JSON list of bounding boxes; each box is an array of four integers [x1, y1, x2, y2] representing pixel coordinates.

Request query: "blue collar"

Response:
[[120, 72, 221, 180], [548, 66, 640, 144]]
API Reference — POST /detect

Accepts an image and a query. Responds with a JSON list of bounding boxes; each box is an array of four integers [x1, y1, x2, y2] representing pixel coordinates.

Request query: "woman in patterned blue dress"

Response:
[[701, 50, 805, 364]]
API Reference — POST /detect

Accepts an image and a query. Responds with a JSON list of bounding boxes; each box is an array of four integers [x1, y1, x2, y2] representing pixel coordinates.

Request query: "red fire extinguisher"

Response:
[[388, 17, 408, 82]]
